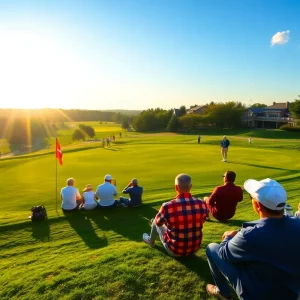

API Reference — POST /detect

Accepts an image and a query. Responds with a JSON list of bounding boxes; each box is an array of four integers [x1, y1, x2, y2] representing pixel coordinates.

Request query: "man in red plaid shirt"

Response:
[[143, 173, 208, 256]]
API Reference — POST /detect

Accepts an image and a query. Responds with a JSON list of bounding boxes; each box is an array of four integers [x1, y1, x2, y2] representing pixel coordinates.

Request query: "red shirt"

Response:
[[207, 183, 243, 221], [155, 193, 208, 256]]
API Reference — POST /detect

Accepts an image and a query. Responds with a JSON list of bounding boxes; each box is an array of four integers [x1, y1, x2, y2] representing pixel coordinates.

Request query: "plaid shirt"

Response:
[[155, 193, 208, 256]]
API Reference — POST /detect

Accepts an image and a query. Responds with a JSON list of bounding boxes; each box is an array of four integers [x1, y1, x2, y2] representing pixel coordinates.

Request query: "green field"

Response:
[[1, 125, 300, 300]]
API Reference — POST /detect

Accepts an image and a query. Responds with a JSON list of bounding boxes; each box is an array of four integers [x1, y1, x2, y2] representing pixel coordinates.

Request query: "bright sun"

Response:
[[0, 27, 90, 109]]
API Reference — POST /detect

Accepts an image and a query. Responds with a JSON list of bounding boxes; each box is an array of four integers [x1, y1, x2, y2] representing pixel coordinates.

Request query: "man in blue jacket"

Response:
[[206, 178, 300, 300], [220, 136, 230, 162], [119, 178, 143, 208]]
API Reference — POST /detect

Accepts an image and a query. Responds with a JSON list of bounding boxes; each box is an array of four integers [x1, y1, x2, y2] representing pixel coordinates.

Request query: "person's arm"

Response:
[[208, 187, 219, 206], [155, 204, 166, 227], [95, 188, 99, 200], [114, 186, 118, 196], [227, 140, 230, 147], [218, 227, 253, 263], [122, 182, 132, 194], [60, 190, 63, 201], [76, 189, 81, 200], [238, 188, 243, 202]]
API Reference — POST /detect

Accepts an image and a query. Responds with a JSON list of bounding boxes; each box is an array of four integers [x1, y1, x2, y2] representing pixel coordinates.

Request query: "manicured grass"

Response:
[[1, 129, 300, 300]]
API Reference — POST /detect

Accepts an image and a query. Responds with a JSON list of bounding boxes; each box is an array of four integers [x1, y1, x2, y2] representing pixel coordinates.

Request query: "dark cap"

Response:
[[223, 171, 236, 183]]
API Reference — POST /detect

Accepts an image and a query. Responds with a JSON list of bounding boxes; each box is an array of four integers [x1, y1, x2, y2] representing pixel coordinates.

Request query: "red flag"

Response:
[[56, 138, 63, 165]]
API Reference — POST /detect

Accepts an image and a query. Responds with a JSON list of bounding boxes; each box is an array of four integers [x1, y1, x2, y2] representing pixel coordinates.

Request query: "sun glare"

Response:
[[0, 27, 91, 109]]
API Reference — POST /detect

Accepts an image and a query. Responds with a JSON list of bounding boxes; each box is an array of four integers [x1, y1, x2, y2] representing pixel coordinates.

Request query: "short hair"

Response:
[[224, 171, 236, 183], [175, 174, 192, 192], [67, 178, 74, 185], [260, 203, 284, 216], [223, 135, 227, 139], [131, 178, 138, 185]]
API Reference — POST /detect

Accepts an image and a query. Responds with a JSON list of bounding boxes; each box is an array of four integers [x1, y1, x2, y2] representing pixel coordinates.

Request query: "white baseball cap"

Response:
[[244, 178, 287, 210], [104, 174, 112, 181]]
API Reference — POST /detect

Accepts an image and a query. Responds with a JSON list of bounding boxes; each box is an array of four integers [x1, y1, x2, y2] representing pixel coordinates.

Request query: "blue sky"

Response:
[[0, 0, 299, 110]]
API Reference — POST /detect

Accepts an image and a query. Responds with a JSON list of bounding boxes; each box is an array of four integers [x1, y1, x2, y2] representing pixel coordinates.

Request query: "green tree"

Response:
[[179, 114, 202, 130], [166, 115, 181, 132], [72, 129, 86, 141], [179, 105, 187, 116], [79, 124, 95, 139], [250, 103, 267, 108], [290, 96, 300, 121], [122, 119, 130, 130]]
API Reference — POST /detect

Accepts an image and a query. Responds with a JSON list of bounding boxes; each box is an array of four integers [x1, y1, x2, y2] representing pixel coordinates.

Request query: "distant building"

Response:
[[186, 105, 207, 114], [243, 102, 295, 128]]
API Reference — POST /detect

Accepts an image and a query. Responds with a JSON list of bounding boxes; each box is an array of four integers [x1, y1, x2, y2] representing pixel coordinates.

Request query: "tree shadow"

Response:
[[63, 211, 108, 249], [31, 220, 50, 241], [228, 160, 299, 173]]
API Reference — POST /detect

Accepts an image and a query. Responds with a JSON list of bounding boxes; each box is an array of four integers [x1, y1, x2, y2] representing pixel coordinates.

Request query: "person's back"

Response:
[[211, 183, 243, 220], [61, 185, 80, 210], [205, 171, 243, 221], [83, 190, 95, 205], [96, 176, 118, 207], [143, 174, 208, 257], [219, 216, 300, 299], [159, 193, 208, 256], [125, 185, 143, 206]]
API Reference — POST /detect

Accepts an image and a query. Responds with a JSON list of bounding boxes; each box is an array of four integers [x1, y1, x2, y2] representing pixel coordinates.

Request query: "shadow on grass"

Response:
[[87, 205, 159, 242], [31, 220, 50, 241], [228, 160, 299, 173], [63, 211, 108, 249]]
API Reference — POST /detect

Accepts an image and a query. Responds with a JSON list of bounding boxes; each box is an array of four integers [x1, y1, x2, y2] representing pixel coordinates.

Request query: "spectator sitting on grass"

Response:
[[119, 178, 143, 207], [204, 171, 243, 222], [206, 178, 300, 300], [143, 173, 208, 257], [61, 178, 82, 212], [80, 184, 97, 210], [95, 174, 118, 208]]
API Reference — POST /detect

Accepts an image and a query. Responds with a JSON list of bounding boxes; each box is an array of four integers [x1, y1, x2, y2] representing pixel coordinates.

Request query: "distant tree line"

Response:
[[132, 102, 247, 132], [0, 108, 137, 125]]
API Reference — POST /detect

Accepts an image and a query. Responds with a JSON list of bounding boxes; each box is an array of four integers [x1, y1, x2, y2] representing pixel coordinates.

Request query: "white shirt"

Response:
[[83, 191, 96, 205], [95, 182, 118, 206], [61, 186, 81, 210]]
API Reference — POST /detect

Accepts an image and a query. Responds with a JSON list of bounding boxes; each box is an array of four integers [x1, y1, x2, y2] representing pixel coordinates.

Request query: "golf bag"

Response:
[[30, 205, 47, 221]]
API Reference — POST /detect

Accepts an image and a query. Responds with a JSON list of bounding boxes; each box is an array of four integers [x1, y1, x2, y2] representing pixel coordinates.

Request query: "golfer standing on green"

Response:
[[221, 136, 230, 162]]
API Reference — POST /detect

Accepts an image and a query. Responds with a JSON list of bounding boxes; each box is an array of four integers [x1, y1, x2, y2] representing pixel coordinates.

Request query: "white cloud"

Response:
[[271, 30, 290, 46]]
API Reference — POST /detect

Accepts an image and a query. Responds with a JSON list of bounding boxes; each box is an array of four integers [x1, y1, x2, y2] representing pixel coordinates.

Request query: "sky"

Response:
[[0, 0, 299, 110]]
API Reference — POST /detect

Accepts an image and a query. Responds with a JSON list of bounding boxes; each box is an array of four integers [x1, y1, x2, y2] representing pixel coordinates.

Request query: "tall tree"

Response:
[[122, 119, 130, 130], [166, 115, 181, 132], [290, 96, 300, 121], [179, 105, 187, 116], [72, 129, 86, 141]]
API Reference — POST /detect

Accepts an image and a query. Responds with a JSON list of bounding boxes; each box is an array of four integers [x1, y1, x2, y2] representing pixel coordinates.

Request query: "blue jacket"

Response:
[[219, 217, 300, 300], [221, 139, 230, 148], [122, 185, 143, 207]]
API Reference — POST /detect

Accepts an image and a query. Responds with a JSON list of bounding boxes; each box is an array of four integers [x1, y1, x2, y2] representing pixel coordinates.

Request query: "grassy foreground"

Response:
[[1, 129, 300, 300]]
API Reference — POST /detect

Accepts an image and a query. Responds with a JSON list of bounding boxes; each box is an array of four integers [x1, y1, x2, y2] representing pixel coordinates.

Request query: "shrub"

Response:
[[279, 125, 300, 132]]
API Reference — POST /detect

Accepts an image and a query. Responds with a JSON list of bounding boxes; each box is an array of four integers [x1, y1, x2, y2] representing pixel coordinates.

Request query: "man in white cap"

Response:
[[95, 174, 118, 208], [206, 178, 300, 300], [220, 136, 230, 162]]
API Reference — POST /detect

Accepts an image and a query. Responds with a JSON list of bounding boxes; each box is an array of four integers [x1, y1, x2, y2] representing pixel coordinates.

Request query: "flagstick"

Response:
[[55, 139, 58, 213]]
